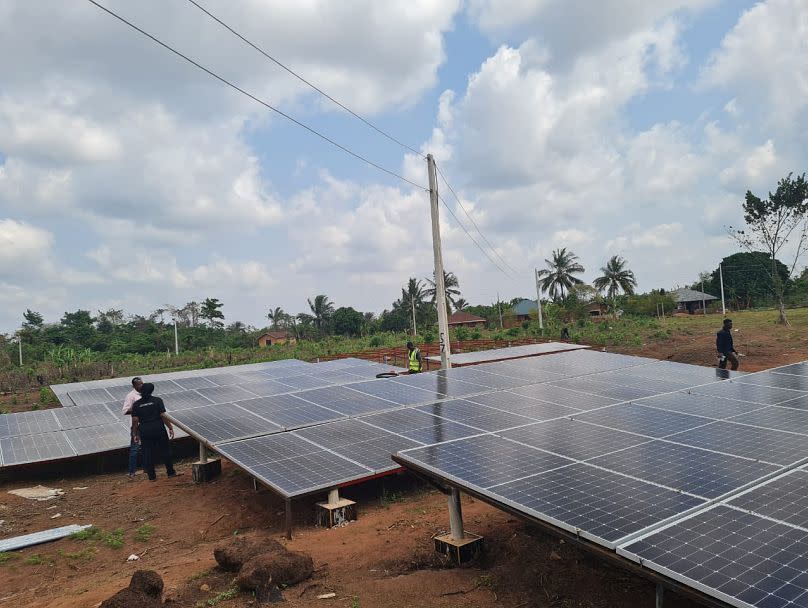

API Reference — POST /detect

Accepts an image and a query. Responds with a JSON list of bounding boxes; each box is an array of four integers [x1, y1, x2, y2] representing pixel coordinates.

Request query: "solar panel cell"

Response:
[[66, 388, 114, 406], [196, 385, 259, 404], [0, 431, 76, 465], [729, 406, 808, 435], [54, 403, 118, 430], [737, 372, 808, 392], [729, 470, 808, 529], [689, 381, 806, 405], [465, 391, 580, 419], [415, 399, 537, 432], [361, 408, 481, 444], [0, 411, 61, 438], [237, 396, 344, 430], [65, 423, 130, 455], [508, 384, 619, 410], [348, 379, 442, 405], [168, 404, 282, 444], [173, 376, 218, 390], [574, 403, 710, 438], [633, 392, 764, 420], [160, 390, 215, 411]]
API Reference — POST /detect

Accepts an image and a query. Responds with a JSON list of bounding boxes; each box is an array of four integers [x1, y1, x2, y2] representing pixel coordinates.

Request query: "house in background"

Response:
[[510, 299, 538, 324], [672, 288, 718, 314], [448, 310, 487, 329], [258, 330, 296, 347], [587, 302, 610, 319]]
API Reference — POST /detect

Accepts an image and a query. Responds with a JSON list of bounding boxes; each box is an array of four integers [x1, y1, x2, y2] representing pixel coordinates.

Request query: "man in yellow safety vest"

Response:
[[406, 341, 422, 374]]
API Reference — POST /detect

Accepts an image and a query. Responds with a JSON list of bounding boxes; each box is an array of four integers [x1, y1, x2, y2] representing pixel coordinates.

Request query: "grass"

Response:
[[199, 587, 239, 607], [59, 547, 96, 561], [24, 554, 51, 565], [350, 596, 360, 608], [69, 526, 101, 541], [69, 525, 125, 548], [103, 529, 125, 549], [186, 568, 211, 582], [134, 524, 155, 542], [380, 488, 406, 507], [0, 551, 17, 564]]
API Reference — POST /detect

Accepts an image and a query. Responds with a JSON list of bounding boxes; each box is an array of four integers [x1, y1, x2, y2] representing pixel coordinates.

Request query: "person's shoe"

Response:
[[148, 477, 157, 482], [167, 471, 182, 478]]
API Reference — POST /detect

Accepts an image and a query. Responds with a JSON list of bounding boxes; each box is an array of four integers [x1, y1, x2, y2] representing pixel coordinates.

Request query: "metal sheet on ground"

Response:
[[667, 421, 808, 467], [0, 431, 76, 465], [65, 423, 131, 455], [619, 505, 808, 608], [589, 441, 779, 499], [168, 403, 282, 444]]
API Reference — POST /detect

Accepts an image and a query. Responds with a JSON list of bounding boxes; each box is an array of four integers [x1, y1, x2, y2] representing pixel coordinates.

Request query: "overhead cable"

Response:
[[185, 0, 425, 158], [85, 0, 427, 192]]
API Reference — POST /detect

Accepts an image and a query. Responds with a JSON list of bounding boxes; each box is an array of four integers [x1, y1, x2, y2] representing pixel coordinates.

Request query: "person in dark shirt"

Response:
[[716, 318, 739, 370], [131, 383, 177, 481]]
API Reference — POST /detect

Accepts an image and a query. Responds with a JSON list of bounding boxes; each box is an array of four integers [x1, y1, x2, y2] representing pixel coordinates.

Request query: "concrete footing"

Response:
[[191, 457, 221, 483], [433, 531, 484, 565], [316, 498, 357, 528]]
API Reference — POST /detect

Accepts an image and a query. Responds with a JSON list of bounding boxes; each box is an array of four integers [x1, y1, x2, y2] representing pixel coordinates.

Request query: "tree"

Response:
[[22, 309, 44, 330], [332, 307, 364, 337], [400, 278, 427, 335], [536, 248, 585, 301], [267, 306, 288, 329], [181, 301, 201, 327], [730, 172, 808, 325], [708, 252, 789, 309], [200, 298, 225, 328], [60, 310, 96, 346], [306, 295, 334, 337], [593, 256, 637, 315], [425, 271, 461, 312], [454, 298, 469, 311]]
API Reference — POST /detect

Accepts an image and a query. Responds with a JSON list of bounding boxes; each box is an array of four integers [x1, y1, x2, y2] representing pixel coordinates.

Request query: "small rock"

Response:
[[50, 513, 62, 519], [199, 584, 210, 592], [549, 551, 562, 561], [317, 592, 337, 599], [127, 554, 140, 562]]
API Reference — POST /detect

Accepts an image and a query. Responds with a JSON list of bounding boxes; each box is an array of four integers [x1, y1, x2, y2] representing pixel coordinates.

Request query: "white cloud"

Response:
[[0, 219, 53, 270]]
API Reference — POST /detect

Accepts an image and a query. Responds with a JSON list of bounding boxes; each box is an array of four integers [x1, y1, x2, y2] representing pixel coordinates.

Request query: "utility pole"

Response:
[[411, 297, 417, 336], [497, 292, 503, 329], [174, 319, 179, 355], [534, 268, 544, 335], [719, 264, 726, 316], [427, 154, 451, 369], [17, 337, 22, 366], [701, 280, 707, 315]]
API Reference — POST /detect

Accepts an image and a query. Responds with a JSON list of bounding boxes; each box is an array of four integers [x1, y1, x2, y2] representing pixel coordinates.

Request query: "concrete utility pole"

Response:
[[701, 280, 707, 315], [497, 292, 503, 329], [719, 264, 726, 316], [534, 268, 544, 334], [427, 154, 451, 369], [411, 297, 417, 336], [174, 319, 179, 355], [18, 337, 22, 366]]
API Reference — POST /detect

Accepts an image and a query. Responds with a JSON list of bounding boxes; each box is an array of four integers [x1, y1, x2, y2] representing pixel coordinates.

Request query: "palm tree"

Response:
[[267, 306, 287, 329], [425, 271, 461, 312], [536, 248, 585, 301], [593, 256, 637, 315], [307, 295, 334, 336], [401, 278, 426, 335], [454, 298, 469, 311]]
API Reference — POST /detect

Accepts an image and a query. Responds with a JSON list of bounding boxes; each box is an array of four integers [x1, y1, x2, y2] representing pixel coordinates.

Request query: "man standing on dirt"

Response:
[[131, 383, 177, 481], [406, 341, 422, 374], [716, 319, 739, 370], [122, 377, 144, 478]]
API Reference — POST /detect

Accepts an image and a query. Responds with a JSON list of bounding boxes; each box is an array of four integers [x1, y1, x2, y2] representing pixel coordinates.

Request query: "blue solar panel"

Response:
[[633, 391, 764, 420], [361, 408, 481, 444], [728, 469, 808, 530], [348, 379, 442, 405], [237, 395, 344, 430], [0, 410, 60, 438], [738, 372, 808, 392], [589, 441, 779, 499], [689, 381, 806, 405], [729, 405, 808, 436], [390, 373, 491, 399], [415, 399, 537, 432], [508, 383, 619, 410], [465, 391, 580, 420], [573, 403, 710, 438], [293, 386, 396, 416], [168, 404, 282, 444]]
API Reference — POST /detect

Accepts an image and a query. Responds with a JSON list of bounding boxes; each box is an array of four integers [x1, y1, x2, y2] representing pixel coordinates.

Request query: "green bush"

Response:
[[470, 329, 482, 340], [368, 336, 383, 348]]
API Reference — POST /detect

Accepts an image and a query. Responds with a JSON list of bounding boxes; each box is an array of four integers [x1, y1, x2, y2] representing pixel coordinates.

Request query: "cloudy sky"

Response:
[[1, 0, 807, 332]]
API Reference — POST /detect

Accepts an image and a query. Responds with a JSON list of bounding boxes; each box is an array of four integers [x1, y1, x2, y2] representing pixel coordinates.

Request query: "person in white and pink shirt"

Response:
[[122, 377, 144, 477]]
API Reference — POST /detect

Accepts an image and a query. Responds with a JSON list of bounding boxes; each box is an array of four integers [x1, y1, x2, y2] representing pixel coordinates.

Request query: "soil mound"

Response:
[[214, 536, 284, 572], [236, 550, 314, 591], [100, 570, 163, 608]]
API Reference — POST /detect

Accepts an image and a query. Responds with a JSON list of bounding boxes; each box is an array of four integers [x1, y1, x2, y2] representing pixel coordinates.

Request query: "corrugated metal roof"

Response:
[[511, 299, 538, 316], [448, 311, 486, 325], [672, 288, 718, 303]]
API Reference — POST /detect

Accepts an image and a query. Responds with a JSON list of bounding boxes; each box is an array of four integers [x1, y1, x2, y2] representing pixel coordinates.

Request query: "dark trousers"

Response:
[[141, 434, 175, 480], [719, 352, 739, 370]]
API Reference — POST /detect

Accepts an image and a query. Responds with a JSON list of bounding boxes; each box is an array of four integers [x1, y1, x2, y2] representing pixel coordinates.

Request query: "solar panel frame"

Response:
[[0, 431, 77, 465], [727, 469, 808, 530], [195, 385, 260, 404], [54, 403, 118, 430], [0, 410, 61, 439], [65, 423, 131, 455], [167, 403, 283, 445], [573, 403, 712, 439], [66, 387, 114, 406]]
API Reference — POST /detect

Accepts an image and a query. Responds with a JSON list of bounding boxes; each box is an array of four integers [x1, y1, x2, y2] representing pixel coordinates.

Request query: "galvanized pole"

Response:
[[18, 338, 22, 366], [701, 280, 707, 315], [447, 487, 464, 541], [411, 297, 417, 336], [534, 268, 544, 334], [174, 319, 179, 355], [427, 154, 451, 369], [719, 264, 726, 316], [497, 292, 503, 329]]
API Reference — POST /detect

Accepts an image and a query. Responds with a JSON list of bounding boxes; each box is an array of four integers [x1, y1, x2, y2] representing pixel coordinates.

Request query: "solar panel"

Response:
[[361, 408, 482, 444], [501, 418, 651, 461], [474, 363, 561, 384], [168, 403, 282, 444], [436, 367, 534, 389], [390, 373, 492, 399], [619, 505, 808, 608], [147, 379, 185, 395], [632, 392, 764, 420], [293, 386, 397, 416], [780, 395, 808, 411], [202, 373, 245, 387], [65, 423, 131, 455], [54, 403, 118, 430], [772, 362, 808, 377], [0, 431, 76, 465], [233, 380, 295, 398], [486, 463, 706, 547], [667, 421, 808, 466], [216, 433, 371, 497], [159, 390, 215, 411], [548, 377, 658, 401], [399, 433, 574, 489], [508, 383, 620, 411], [348, 379, 443, 406], [0, 410, 60, 438], [173, 376, 217, 390], [737, 372, 808, 392], [728, 469, 808, 530], [427, 342, 587, 364], [196, 385, 259, 404], [415, 399, 538, 432], [688, 381, 807, 405], [66, 388, 114, 406], [729, 405, 808, 435], [573, 403, 710, 438], [237, 395, 344, 430], [589, 441, 779, 499], [105, 385, 134, 401], [465, 391, 580, 420]]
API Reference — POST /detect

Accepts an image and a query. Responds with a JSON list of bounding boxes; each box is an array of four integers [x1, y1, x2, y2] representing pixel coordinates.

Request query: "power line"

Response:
[[85, 0, 427, 192], [434, 161, 518, 275], [437, 193, 512, 278], [184, 0, 424, 159]]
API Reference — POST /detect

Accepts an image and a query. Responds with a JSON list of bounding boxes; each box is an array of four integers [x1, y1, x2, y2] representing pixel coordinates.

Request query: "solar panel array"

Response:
[[425, 341, 587, 365], [396, 357, 808, 608]]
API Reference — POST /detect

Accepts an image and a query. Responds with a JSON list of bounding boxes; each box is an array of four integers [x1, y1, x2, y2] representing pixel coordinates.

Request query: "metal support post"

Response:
[[427, 154, 451, 369], [719, 264, 726, 316], [285, 499, 293, 540], [656, 583, 664, 608], [199, 442, 207, 464], [447, 487, 464, 542]]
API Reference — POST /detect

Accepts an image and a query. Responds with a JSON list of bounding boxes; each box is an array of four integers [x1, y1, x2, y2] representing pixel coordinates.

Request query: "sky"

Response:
[[1, 0, 807, 332]]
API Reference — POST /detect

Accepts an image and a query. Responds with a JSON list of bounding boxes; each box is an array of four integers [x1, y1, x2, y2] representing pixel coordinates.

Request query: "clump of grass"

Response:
[[186, 568, 211, 582], [0, 552, 17, 564], [24, 554, 48, 565], [350, 596, 360, 608], [59, 547, 96, 561], [70, 526, 101, 541], [200, 587, 238, 607], [134, 524, 155, 542], [29, 404, 40, 411], [103, 529, 125, 549]]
